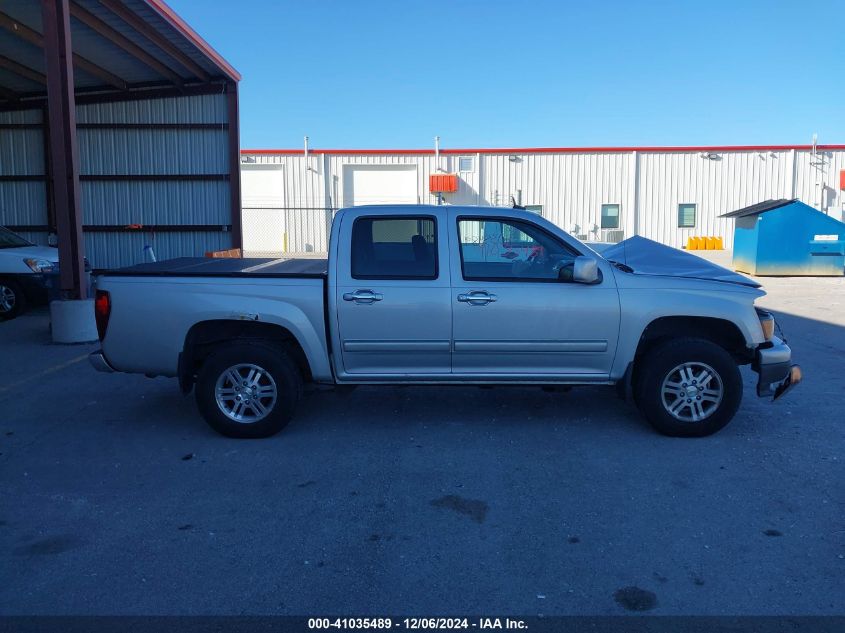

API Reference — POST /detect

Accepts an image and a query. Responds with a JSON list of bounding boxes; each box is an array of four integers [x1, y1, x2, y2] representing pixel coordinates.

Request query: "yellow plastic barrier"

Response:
[[686, 236, 724, 250]]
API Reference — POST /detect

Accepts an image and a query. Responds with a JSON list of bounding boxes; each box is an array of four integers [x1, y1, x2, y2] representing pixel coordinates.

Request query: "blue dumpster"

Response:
[[721, 199, 845, 276]]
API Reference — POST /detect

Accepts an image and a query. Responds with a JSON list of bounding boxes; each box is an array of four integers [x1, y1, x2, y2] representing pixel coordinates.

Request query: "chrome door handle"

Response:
[[457, 291, 497, 305], [343, 290, 383, 304]]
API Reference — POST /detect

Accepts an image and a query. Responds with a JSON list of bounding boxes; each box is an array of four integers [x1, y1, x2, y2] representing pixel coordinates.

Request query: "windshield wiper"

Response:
[[608, 259, 634, 273]]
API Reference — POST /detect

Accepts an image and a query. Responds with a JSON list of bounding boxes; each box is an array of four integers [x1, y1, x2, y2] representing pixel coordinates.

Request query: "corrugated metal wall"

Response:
[[637, 150, 795, 248], [0, 108, 47, 233], [77, 93, 232, 268], [480, 152, 635, 242], [243, 148, 845, 253], [0, 93, 234, 269], [794, 148, 845, 214], [241, 152, 328, 253]]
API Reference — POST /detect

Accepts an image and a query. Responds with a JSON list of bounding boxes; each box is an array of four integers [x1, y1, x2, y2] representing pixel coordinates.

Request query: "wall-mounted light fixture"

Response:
[[700, 152, 720, 160], [508, 155, 521, 163]]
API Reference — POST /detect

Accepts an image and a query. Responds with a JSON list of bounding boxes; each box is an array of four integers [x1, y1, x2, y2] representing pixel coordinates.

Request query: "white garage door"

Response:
[[241, 165, 286, 255], [343, 165, 418, 206]]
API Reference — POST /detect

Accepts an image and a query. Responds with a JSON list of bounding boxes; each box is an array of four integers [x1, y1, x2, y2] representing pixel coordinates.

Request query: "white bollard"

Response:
[[50, 299, 98, 344]]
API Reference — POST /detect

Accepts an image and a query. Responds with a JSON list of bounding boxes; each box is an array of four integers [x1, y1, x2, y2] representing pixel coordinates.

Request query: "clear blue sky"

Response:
[[168, 0, 844, 149]]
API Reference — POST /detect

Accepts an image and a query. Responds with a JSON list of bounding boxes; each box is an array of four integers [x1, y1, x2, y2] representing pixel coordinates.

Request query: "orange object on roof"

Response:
[[430, 174, 459, 193]]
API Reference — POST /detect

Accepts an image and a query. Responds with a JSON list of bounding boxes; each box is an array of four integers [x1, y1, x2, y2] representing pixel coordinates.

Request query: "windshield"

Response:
[[0, 226, 33, 249]]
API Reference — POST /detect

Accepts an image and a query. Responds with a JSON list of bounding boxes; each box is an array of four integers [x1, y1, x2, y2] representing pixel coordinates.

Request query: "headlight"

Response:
[[756, 308, 775, 341], [24, 258, 57, 273]]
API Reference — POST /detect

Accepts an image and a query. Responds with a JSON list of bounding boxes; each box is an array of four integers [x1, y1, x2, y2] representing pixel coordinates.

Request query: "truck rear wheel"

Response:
[[634, 337, 742, 437], [195, 341, 302, 438]]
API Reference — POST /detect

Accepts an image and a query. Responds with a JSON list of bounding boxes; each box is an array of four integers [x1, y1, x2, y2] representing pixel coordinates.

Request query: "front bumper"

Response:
[[753, 336, 801, 399], [89, 349, 115, 373], [13, 273, 50, 303]]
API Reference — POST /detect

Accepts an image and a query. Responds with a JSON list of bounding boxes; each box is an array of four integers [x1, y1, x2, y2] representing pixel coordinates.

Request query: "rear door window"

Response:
[[351, 216, 437, 279]]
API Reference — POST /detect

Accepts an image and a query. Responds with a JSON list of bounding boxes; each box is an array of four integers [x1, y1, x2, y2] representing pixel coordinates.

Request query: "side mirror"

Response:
[[572, 256, 600, 284]]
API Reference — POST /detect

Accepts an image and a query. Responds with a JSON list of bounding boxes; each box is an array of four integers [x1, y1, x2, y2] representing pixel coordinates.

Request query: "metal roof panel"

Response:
[[720, 199, 796, 218], [0, 0, 237, 101]]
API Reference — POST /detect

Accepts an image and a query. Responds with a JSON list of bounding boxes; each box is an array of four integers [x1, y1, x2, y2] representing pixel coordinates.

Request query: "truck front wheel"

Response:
[[634, 338, 742, 437], [195, 341, 302, 438]]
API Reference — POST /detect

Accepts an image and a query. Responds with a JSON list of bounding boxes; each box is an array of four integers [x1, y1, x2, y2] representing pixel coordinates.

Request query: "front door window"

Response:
[[457, 218, 577, 281]]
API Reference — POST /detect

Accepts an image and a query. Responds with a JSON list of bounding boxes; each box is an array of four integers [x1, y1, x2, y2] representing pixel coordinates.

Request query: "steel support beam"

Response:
[[0, 54, 47, 84], [0, 81, 226, 109], [73, 80, 225, 104], [42, 104, 56, 233], [226, 81, 242, 249], [0, 85, 20, 101], [41, 0, 86, 300], [69, 2, 184, 86]]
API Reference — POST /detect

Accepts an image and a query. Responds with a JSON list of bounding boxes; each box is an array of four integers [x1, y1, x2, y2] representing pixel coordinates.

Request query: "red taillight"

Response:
[[94, 290, 111, 341]]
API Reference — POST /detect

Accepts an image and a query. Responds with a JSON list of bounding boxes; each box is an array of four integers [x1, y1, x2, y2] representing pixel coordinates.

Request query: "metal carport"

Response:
[[0, 0, 241, 324]]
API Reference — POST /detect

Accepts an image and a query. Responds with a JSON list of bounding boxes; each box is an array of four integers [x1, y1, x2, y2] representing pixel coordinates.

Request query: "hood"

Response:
[[600, 236, 760, 288], [0, 244, 59, 261]]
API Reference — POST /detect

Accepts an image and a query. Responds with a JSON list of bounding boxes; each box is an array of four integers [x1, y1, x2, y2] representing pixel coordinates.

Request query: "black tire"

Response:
[[634, 337, 742, 437], [195, 341, 302, 438], [0, 278, 26, 321]]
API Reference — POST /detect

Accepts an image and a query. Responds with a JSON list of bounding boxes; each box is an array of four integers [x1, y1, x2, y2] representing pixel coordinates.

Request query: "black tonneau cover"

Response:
[[99, 257, 328, 278]]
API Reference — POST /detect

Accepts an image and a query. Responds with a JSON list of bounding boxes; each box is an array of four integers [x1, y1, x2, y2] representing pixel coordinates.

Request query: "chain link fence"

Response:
[[241, 206, 338, 258]]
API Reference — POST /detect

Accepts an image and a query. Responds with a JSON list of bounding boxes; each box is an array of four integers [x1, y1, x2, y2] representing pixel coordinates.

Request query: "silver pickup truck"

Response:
[[90, 204, 800, 438]]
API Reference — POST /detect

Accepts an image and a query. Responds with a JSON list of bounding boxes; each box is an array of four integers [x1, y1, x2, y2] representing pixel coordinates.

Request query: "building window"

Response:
[[525, 204, 543, 216], [351, 216, 437, 279], [458, 156, 474, 172], [678, 203, 697, 228], [601, 204, 620, 229]]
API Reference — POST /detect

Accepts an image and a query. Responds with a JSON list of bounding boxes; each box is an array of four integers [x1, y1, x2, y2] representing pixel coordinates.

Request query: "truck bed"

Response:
[[95, 256, 331, 379], [99, 257, 328, 278]]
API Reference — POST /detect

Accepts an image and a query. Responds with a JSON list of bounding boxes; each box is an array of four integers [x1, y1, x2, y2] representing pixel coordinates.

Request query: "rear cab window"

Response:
[[351, 216, 438, 280]]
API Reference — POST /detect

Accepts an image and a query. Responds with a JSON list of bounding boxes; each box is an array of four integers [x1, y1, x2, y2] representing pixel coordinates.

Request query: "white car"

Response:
[[0, 227, 64, 320]]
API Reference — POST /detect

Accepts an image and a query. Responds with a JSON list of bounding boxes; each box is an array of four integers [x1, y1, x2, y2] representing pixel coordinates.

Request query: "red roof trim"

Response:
[[242, 144, 845, 156], [144, 0, 241, 82]]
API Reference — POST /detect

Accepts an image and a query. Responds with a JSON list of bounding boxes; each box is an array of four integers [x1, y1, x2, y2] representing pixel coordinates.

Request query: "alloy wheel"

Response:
[[214, 363, 278, 423], [0, 285, 15, 313], [660, 361, 724, 423]]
